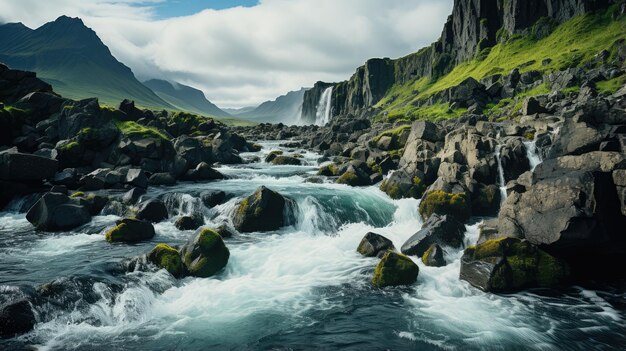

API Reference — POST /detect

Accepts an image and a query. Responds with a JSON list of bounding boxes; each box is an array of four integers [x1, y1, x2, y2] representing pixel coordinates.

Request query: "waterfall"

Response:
[[523, 137, 542, 171], [314, 87, 333, 126], [494, 136, 507, 203]]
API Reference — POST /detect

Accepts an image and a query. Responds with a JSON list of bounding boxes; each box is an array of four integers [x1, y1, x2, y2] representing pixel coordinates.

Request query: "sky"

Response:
[[0, 0, 452, 108]]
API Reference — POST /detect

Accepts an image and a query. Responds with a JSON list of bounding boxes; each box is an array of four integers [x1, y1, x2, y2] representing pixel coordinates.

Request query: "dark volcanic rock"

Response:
[[26, 192, 91, 231], [136, 199, 168, 223], [372, 251, 419, 288], [181, 228, 230, 277], [357, 232, 395, 258], [201, 190, 227, 208], [105, 218, 155, 242], [233, 186, 289, 233], [401, 214, 465, 257], [0, 299, 35, 338], [0, 151, 58, 181], [421, 244, 446, 267], [175, 215, 203, 231]]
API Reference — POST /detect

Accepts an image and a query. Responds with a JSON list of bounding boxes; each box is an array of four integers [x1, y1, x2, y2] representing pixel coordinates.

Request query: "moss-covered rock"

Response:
[[264, 150, 283, 163], [318, 163, 338, 176], [460, 237, 569, 292], [271, 155, 303, 165], [105, 218, 155, 242], [421, 244, 446, 267], [372, 251, 419, 288], [233, 186, 289, 232], [357, 232, 395, 257], [181, 228, 230, 278], [148, 243, 183, 277], [419, 190, 471, 222], [379, 172, 426, 200], [471, 184, 500, 217]]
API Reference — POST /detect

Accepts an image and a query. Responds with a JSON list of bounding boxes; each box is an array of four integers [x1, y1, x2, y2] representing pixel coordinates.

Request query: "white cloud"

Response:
[[0, 0, 452, 107]]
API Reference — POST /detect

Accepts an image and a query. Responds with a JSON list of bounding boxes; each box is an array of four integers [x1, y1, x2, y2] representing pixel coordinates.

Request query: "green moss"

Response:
[[237, 198, 250, 216], [421, 245, 437, 265], [58, 141, 80, 152], [337, 171, 359, 186], [372, 251, 419, 287], [148, 243, 183, 277], [197, 228, 221, 251], [184, 228, 229, 278], [561, 85, 581, 94], [517, 83, 551, 98], [105, 223, 127, 242], [70, 191, 85, 198], [318, 163, 338, 176], [380, 181, 402, 199], [373, 125, 411, 144], [596, 75, 626, 94], [115, 120, 170, 141], [367, 160, 382, 175], [419, 190, 471, 221], [375, 8, 625, 121], [523, 131, 536, 140]]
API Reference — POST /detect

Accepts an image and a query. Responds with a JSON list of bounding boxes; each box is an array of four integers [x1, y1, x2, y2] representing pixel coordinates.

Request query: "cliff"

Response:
[[301, 0, 614, 123]]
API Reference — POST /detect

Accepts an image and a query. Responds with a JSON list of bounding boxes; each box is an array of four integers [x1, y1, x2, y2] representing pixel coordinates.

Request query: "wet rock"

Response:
[[148, 244, 183, 278], [379, 170, 427, 199], [421, 244, 446, 267], [214, 224, 236, 238], [271, 155, 302, 165], [0, 299, 35, 338], [418, 190, 471, 222], [200, 190, 227, 208], [401, 214, 465, 257], [264, 150, 283, 163], [125, 169, 148, 189], [181, 228, 230, 278], [136, 199, 168, 223], [183, 162, 225, 181], [233, 186, 289, 232], [460, 237, 569, 293], [372, 251, 419, 288], [26, 192, 91, 231], [0, 150, 58, 181], [336, 165, 370, 186], [175, 215, 203, 231], [105, 218, 155, 242], [122, 187, 146, 205], [149, 173, 176, 186], [357, 232, 395, 258]]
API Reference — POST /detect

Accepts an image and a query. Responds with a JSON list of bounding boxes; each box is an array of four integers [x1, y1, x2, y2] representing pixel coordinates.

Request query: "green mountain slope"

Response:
[[143, 79, 232, 118], [0, 16, 172, 109]]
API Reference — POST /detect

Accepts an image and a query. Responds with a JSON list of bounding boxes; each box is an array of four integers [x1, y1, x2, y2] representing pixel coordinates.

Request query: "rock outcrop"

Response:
[[372, 251, 419, 288], [233, 186, 291, 232], [181, 228, 230, 278]]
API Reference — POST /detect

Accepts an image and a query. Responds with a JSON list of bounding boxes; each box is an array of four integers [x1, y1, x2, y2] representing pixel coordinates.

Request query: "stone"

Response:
[[357, 232, 395, 257], [422, 244, 446, 267], [401, 214, 465, 257], [372, 251, 419, 288], [105, 218, 155, 242], [460, 238, 569, 293], [125, 169, 148, 189], [148, 244, 183, 277], [26, 192, 91, 231], [271, 155, 303, 165], [214, 224, 236, 238], [181, 228, 230, 278], [521, 97, 546, 115], [175, 215, 203, 231], [0, 299, 35, 338], [200, 190, 227, 208], [0, 151, 58, 181], [149, 173, 176, 186], [122, 187, 146, 205], [136, 199, 168, 223], [418, 191, 471, 222], [233, 186, 289, 232]]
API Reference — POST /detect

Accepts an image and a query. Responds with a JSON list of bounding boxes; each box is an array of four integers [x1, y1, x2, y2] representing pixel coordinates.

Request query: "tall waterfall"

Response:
[[314, 87, 333, 126], [494, 135, 507, 203]]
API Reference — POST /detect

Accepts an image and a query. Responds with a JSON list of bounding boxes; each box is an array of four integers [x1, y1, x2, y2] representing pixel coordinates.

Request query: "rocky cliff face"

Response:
[[301, 0, 614, 123]]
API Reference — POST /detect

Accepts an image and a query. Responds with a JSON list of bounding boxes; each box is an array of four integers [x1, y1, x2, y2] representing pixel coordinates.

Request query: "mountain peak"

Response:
[[54, 15, 85, 26]]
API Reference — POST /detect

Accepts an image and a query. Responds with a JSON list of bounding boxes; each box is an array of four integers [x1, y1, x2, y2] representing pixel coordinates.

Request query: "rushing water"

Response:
[[315, 87, 333, 126], [523, 138, 542, 171], [1, 141, 625, 350]]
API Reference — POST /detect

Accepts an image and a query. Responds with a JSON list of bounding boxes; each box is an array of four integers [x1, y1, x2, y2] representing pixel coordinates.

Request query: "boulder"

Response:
[[421, 244, 446, 267], [357, 232, 395, 258], [181, 228, 230, 277], [183, 162, 225, 181], [149, 173, 176, 186], [105, 218, 155, 242], [136, 199, 168, 223], [214, 224, 236, 238], [547, 118, 605, 158], [125, 169, 148, 189], [264, 150, 283, 163], [26, 192, 91, 231], [401, 214, 465, 257], [336, 165, 370, 186], [372, 251, 419, 288], [233, 186, 289, 232], [0, 151, 58, 181], [521, 97, 546, 115], [201, 190, 226, 208], [0, 299, 35, 338], [148, 244, 183, 277], [419, 191, 471, 222], [175, 215, 203, 231], [460, 238, 569, 293], [379, 170, 427, 199], [271, 155, 302, 165], [122, 187, 146, 205]]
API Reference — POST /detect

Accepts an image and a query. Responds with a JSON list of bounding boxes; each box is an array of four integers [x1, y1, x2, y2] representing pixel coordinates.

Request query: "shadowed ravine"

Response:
[[0, 141, 624, 350]]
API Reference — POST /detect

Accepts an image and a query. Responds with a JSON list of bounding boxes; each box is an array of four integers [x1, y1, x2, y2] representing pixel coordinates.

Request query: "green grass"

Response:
[[115, 120, 170, 141], [596, 75, 626, 94], [373, 124, 412, 144], [376, 7, 626, 121]]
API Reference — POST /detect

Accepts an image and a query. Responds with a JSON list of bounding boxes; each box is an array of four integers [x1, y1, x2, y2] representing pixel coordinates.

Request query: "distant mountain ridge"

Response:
[[143, 79, 231, 118], [0, 16, 171, 109], [231, 88, 306, 124]]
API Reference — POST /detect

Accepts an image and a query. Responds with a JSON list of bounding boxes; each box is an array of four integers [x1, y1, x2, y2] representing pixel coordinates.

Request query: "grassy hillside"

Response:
[[375, 6, 626, 122]]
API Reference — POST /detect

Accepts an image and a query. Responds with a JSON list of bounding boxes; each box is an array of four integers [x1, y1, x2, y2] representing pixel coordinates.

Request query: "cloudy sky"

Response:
[[0, 0, 452, 108]]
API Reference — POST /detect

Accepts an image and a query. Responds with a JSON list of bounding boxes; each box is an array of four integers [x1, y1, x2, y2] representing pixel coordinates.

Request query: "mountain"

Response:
[[0, 16, 172, 109], [223, 106, 257, 115], [301, 0, 621, 123], [143, 79, 231, 118], [231, 88, 306, 124]]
